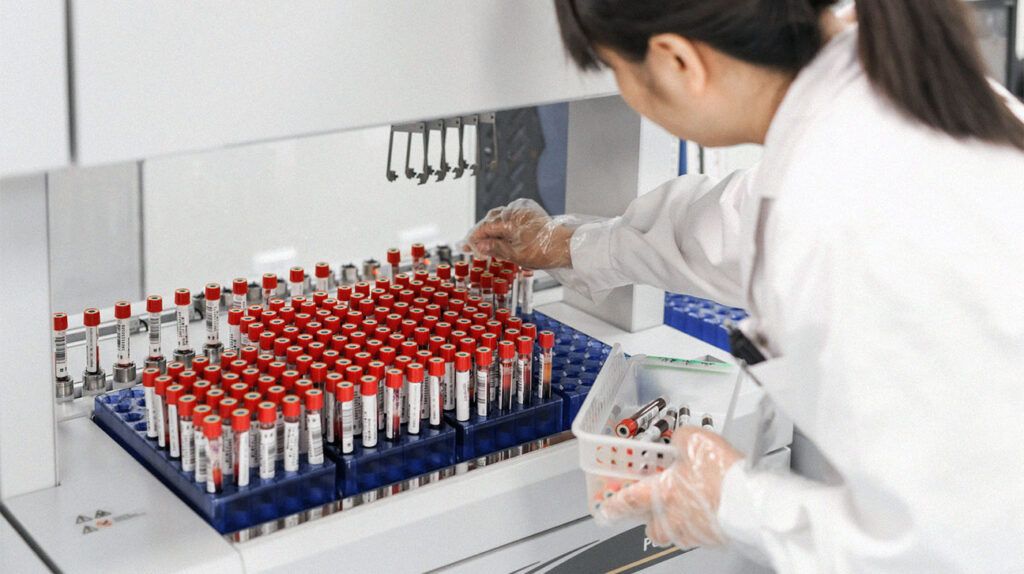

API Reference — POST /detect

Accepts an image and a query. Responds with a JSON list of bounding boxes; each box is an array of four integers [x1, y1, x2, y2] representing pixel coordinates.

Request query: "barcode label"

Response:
[[476, 371, 489, 416], [148, 314, 161, 356], [53, 333, 68, 378], [341, 404, 354, 453], [168, 405, 180, 458], [195, 433, 208, 482], [260, 428, 276, 479], [180, 421, 194, 471], [307, 413, 324, 465], [284, 421, 299, 472]]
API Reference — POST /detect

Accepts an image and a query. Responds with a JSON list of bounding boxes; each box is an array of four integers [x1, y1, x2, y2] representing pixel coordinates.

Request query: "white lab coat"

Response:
[[566, 27, 1024, 573]]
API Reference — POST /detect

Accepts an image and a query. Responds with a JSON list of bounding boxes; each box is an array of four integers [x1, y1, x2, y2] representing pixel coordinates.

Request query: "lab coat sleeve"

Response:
[[564, 168, 758, 308]]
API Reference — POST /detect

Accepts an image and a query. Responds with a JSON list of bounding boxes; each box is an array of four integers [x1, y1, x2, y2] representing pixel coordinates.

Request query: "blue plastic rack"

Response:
[[93, 388, 337, 533]]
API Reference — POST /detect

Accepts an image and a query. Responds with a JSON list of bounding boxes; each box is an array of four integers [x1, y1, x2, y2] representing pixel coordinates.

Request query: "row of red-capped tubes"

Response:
[[143, 266, 550, 449]]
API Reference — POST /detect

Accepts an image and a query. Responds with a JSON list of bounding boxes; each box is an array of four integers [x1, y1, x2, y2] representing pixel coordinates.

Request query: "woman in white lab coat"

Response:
[[467, 0, 1024, 572]]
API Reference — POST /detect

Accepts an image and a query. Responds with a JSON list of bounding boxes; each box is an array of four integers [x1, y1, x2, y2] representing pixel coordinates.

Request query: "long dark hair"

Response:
[[555, 0, 1024, 150]]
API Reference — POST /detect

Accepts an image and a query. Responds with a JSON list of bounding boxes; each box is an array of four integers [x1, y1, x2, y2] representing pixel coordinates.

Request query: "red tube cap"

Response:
[[233, 278, 248, 295], [475, 347, 493, 367], [175, 288, 191, 306], [258, 402, 277, 424], [538, 330, 555, 349], [337, 381, 355, 402], [290, 266, 304, 284], [205, 283, 221, 302], [232, 408, 251, 432], [499, 340, 515, 360], [305, 389, 324, 411], [83, 308, 101, 327], [146, 295, 163, 314], [428, 357, 445, 377], [282, 395, 300, 418]]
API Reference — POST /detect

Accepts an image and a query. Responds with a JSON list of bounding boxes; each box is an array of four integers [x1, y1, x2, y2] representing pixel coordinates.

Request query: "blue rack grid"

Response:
[[93, 388, 336, 533], [324, 422, 456, 498], [663, 293, 747, 352]]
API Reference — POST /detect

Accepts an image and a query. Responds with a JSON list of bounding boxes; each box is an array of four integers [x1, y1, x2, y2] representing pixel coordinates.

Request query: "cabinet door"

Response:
[[71, 0, 616, 165], [0, 0, 70, 176]]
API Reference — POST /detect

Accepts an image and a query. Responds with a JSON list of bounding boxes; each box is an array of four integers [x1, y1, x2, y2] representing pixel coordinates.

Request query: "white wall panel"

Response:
[[0, 0, 70, 176], [142, 126, 475, 297], [71, 0, 616, 165]]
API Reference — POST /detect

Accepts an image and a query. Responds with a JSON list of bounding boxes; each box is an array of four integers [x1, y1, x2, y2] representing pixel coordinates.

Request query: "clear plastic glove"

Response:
[[462, 199, 594, 270], [599, 427, 744, 549]]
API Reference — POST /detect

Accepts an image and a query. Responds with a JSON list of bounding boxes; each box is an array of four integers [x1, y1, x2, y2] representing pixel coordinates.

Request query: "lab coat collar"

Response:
[[759, 26, 861, 199]]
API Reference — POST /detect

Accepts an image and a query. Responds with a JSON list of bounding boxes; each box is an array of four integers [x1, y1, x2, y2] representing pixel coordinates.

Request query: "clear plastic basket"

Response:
[[571, 345, 748, 521]]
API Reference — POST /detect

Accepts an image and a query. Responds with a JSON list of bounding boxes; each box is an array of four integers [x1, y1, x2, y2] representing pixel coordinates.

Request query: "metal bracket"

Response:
[[387, 113, 496, 183]]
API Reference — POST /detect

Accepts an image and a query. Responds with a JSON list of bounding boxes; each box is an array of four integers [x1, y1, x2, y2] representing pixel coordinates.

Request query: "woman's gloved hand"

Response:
[[599, 427, 744, 549], [463, 199, 576, 270]]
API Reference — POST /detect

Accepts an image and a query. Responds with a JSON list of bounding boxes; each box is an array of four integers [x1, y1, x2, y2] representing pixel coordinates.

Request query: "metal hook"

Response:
[[386, 128, 399, 182], [454, 118, 468, 179]]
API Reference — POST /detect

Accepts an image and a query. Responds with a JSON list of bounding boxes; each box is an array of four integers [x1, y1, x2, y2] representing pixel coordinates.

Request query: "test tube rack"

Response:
[[663, 293, 748, 352], [93, 388, 336, 533]]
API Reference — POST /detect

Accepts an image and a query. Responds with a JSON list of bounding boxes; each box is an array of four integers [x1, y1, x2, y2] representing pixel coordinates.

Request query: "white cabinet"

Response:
[[70, 0, 616, 165], [0, 0, 70, 176]]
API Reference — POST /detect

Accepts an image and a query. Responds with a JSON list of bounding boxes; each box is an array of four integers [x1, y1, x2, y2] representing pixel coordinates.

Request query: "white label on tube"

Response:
[[429, 375, 441, 426], [259, 427, 276, 479], [180, 420, 195, 472], [148, 312, 161, 357], [144, 387, 157, 438], [155, 395, 166, 448], [54, 330, 69, 378], [340, 402, 354, 454], [222, 426, 234, 477], [284, 420, 299, 472], [167, 405, 180, 458], [249, 421, 259, 468], [307, 412, 324, 465], [116, 320, 130, 363], [456, 370, 470, 421], [206, 439, 221, 494], [176, 306, 190, 349], [194, 431, 207, 483], [362, 395, 378, 448], [325, 394, 336, 443], [236, 431, 250, 486], [205, 298, 218, 345], [516, 356, 530, 405], [85, 327, 99, 373], [275, 412, 284, 460], [386, 386, 400, 439], [408, 382, 421, 434], [353, 390, 363, 436], [443, 363, 454, 411], [476, 370, 489, 417]]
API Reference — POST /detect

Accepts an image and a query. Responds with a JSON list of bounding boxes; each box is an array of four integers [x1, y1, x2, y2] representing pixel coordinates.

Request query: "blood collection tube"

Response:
[[154, 375, 170, 448], [227, 308, 243, 351], [232, 278, 248, 310], [701, 414, 715, 432], [218, 399, 237, 479], [267, 385, 286, 459], [676, 406, 691, 429], [369, 361, 386, 430], [386, 248, 401, 280], [345, 365, 364, 436], [639, 409, 676, 443], [232, 408, 251, 487], [262, 273, 278, 303], [203, 283, 224, 363], [141, 368, 160, 438], [475, 347, 493, 417], [498, 340, 515, 412], [81, 308, 107, 396], [406, 363, 424, 435], [516, 336, 533, 406], [324, 372, 340, 444], [305, 390, 325, 465], [315, 262, 332, 292], [410, 243, 427, 273], [415, 350, 431, 419], [110, 302, 138, 389], [178, 395, 197, 472], [361, 375, 378, 448], [203, 415, 224, 493], [166, 384, 184, 458], [282, 395, 301, 472], [482, 333, 499, 404], [394, 355, 412, 423], [193, 404, 213, 483], [258, 402, 277, 480], [537, 331, 554, 400], [427, 358, 443, 427], [519, 269, 534, 316], [173, 288, 196, 367], [143, 295, 167, 372], [493, 278, 509, 317], [454, 352, 471, 421], [337, 381, 355, 454], [615, 397, 668, 438], [288, 267, 304, 299], [440, 345, 455, 412], [385, 368, 403, 440], [244, 392, 261, 469], [52, 313, 73, 402]]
